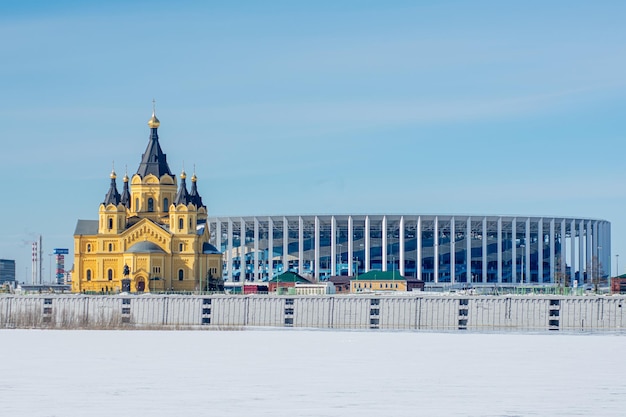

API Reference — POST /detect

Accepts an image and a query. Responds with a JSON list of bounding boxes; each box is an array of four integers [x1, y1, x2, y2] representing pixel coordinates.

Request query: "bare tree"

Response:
[[554, 256, 569, 293], [588, 255, 604, 293]]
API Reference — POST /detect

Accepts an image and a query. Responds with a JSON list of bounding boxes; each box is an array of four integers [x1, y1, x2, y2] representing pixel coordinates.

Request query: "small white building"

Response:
[[294, 282, 335, 295]]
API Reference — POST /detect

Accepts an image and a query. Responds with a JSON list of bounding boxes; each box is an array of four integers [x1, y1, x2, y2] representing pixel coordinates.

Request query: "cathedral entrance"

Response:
[[136, 278, 145, 292]]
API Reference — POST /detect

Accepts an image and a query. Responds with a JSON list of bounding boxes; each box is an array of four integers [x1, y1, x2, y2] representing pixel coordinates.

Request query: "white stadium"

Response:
[[207, 214, 611, 286]]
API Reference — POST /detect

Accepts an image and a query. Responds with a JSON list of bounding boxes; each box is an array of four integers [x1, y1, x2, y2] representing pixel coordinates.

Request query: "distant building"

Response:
[[329, 276, 351, 293], [294, 281, 335, 295], [72, 109, 222, 293], [0, 259, 16, 284], [243, 283, 269, 294], [350, 270, 407, 293], [611, 274, 626, 294], [268, 271, 310, 293], [406, 276, 425, 291]]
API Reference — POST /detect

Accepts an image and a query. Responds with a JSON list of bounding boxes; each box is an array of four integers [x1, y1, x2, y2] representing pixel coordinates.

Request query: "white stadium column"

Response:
[[365, 216, 370, 273], [580, 220, 593, 284], [382, 216, 388, 272], [314, 216, 320, 281], [579, 220, 584, 284], [537, 219, 543, 283], [268, 217, 273, 280], [593, 221, 599, 278], [560, 219, 566, 284], [604, 222, 618, 276], [283, 217, 289, 274], [449, 217, 456, 284], [216, 219, 222, 260], [417, 216, 422, 281], [434, 216, 439, 283], [497, 217, 502, 284], [348, 216, 354, 276], [298, 217, 304, 275], [525, 218, 530, 284], [227, 219, 233, 281], [512, 218, 517, 283], [241, 219, 246, 281], [599, 221, 605, 275], [399, 216, 405, 276], [600, 222, 611, 275], [570, 220, 575, 285], [466, 217, 471, 283], [331, 216, 337, 276], [604, 221, 610, 276], [254, 218, 259, 281], [482, 217, 487, 283]]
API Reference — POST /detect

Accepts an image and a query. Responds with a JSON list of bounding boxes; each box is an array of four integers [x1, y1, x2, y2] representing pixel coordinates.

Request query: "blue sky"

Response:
[[1, 1, 625, 281]]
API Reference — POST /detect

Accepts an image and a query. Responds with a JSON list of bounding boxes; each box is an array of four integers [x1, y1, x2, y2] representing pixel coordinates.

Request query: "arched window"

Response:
[[163, 198, 169, 212], [108, 243, 113, 252], [148, 198, 154, 212], [178, 269, 184, 281], [189, 218, 192, 229], [86, 270, 92, 281], [87, 244, 91, 253], [179, 217, 184, 230], [135, 198, 139, 211], [179, 243, 184, 252], [108, 269, 113, 281], [108, 218, 113, 230]]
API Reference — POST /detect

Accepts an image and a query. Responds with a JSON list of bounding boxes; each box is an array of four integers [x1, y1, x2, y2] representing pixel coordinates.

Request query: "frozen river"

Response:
[[1, 329, 625, 416]]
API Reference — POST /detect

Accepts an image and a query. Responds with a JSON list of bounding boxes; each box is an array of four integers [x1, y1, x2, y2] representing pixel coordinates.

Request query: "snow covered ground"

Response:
[[1, 329, 625, 416]]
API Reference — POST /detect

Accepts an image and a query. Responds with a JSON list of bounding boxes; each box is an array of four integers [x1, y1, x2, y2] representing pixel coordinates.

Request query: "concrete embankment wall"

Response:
[[1, 294, 625, 331]]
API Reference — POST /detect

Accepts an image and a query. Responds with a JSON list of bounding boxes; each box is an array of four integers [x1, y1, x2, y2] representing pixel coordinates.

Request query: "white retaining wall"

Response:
[[1, 294, 625, 331]]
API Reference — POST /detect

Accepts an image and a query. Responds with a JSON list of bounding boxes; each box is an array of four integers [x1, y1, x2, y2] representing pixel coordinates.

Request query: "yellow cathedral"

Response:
[[72, 109, 222, 293]]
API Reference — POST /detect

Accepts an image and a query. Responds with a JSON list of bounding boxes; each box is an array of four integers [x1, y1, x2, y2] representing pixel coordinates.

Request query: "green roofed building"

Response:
[[351, 270, 407, 293], [268, 271, 310, 293]]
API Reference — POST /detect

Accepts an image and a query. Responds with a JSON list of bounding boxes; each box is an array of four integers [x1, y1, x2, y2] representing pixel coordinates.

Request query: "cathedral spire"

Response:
[[189, 168, 205, 208], [103, 168, 121, 205], [174, 169, 191, 205], [120, 167, 130, 208], [136, 103, 172, 178]]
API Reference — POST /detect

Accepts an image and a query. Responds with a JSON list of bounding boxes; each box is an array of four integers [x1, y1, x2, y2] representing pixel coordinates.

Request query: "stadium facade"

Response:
[[208, 215, 610, 285]]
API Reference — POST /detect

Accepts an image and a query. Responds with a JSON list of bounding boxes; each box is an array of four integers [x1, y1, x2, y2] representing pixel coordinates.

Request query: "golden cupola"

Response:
[[148, 110, 160, 129]]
